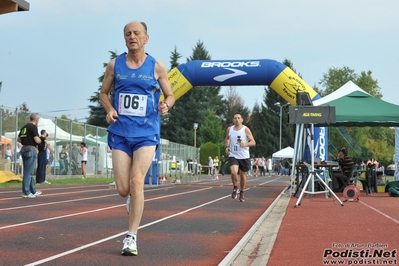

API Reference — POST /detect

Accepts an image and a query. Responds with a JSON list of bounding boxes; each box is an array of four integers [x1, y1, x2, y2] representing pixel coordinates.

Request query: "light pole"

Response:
[[193, 123, 198, 148], [274, 102, 289, 150], [14, 106, 21, 174]]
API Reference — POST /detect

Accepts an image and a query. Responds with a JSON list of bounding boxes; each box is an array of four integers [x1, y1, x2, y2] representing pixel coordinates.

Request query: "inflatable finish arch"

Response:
[[162, 59, 328, 161]]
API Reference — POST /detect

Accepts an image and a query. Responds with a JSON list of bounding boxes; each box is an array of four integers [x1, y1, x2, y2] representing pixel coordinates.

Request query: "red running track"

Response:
[[0, 175, 289, 265]]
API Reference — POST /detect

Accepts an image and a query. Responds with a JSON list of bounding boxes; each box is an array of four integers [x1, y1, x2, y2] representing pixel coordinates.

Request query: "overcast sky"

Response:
[[1, 0, 398, 121]]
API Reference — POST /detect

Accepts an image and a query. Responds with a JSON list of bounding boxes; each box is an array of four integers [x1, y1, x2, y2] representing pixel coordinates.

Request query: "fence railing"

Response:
[[0, 107, 200, 183]]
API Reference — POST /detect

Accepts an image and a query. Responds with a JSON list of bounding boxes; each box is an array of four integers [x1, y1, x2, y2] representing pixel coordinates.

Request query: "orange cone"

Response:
[[215, 175, 219, 181]]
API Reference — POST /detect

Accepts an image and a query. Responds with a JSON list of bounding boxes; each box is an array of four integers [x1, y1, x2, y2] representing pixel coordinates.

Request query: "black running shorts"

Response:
[[229, 157, 251, 172]]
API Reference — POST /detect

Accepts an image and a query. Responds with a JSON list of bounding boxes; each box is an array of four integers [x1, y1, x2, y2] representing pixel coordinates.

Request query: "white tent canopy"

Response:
[[313, 80, 370, 106], [272, 146, 294, 159], [5, 117, 83, 142]]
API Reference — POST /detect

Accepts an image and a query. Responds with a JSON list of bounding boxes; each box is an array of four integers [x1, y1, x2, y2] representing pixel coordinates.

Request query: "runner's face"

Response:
[[124, 22, 148, 51], [233, 115, 243, 126]]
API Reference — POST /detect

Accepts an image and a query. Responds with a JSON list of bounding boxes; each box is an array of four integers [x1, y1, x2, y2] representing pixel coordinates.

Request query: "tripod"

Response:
[[294, 124, 344, 207]]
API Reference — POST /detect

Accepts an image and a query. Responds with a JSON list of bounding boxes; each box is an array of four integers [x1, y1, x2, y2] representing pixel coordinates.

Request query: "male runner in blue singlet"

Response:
[[100, 21, 175, 256]]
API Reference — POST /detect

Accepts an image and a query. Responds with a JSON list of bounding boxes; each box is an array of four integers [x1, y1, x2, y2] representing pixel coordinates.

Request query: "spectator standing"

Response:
[[193, 157, 200, 175], [259, 157, 266, 176], [36, 130, 50, 184], [220, 155, 227, 176], [59, 145, 69, 175], [15, 143, 22, 174], [5, 143, 13, 160], [208, 156, 214, 176], [213, 156, 219, 176], [267, 157, 272, 176], [247, 158, 253, 176], [46, 143, 54, 176], [17, 113, 42, 198], [252, 158, 258, 177], [70, 143, 79, 162], [70, 143, 79, 175], [284, 159, 291, 176], [92, 147, 100, 174], [80, 142, 88, 179], [186, 156, 193, 173], [278, 158, 284, 176]]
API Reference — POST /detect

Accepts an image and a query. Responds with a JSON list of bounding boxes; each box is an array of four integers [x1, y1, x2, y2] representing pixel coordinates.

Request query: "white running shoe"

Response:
[[34, 190, 42, 196], [121, 235, 138, 256], [22, 193, 36, 199], [126, 195, 131, 214]]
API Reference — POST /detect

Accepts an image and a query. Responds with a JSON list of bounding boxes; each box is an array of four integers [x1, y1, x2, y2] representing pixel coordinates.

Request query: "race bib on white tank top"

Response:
[[229, 126, 250, 159]]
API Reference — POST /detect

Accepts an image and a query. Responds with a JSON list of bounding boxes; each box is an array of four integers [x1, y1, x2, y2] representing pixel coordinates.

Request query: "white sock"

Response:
[[127, 232, 137, 240]]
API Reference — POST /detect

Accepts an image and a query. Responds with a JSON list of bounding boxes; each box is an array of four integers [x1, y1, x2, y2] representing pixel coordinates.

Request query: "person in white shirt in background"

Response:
[[80, 142, 88, 179], [267, 157, 273, 176], [208, 156, 214, 176]]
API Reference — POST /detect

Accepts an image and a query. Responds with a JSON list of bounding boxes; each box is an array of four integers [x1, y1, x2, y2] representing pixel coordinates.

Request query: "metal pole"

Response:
[[14, 108, 18, 173], [54, 117, 58, 175], [279, 105, 282, 150], [194, 128, 197, 148], [193, 123, 198, 148]]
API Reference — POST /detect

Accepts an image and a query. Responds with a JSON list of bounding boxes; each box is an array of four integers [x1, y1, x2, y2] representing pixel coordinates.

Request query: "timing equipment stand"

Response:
[[294, 124, 343, 207], [288, 92, 343, 207]]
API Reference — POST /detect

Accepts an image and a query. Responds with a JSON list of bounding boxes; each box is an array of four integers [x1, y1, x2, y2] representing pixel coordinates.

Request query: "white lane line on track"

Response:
[[199, 175, 288, 187], [25, 187, 225, 266], [0, 187, 173, 211], [0, 184, 107, 194], [0, 188, 112, 201], [258, 176, 286, 186], [0, 187, 212, 230], [0, 194, 118, 211], [360, 200, 399, 224]]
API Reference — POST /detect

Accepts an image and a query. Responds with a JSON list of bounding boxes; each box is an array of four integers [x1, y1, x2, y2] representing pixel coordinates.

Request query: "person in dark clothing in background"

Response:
[[220, 155, 227, 176], [332, 147, 354, 192], [36, 130, 50, 184], [17, 113, 42, 198]]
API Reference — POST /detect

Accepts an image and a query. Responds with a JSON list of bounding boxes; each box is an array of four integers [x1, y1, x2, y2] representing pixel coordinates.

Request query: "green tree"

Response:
[[86, 50, 118, 127], [318, 66, 393, 165], [160, 46, 182, 141], [250, 59, 297, 157], [169, 46, 181, 69], [256, 87, 281, 157], [0, 104, 30, 138], [1, 107, 18, 136], [161, 41, 226, 146], [222, 86, 250, 131], [200, 111, 224, 144], [247, 102, 265, 157], [318, 66, 382, 98]]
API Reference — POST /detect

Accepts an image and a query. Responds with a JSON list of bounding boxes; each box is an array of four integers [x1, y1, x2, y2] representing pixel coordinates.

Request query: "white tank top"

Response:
[[228, 126, 250, 159], [267, 158, 272, 170], [81, 148, 88, 161]]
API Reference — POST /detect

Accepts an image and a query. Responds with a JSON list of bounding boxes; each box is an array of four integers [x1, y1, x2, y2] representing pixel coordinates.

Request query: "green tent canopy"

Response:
[[313, 81, 399, 127]]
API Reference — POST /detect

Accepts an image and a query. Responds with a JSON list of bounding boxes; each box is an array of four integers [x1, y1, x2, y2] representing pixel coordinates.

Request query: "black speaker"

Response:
[[296, 92, 313, 106]]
